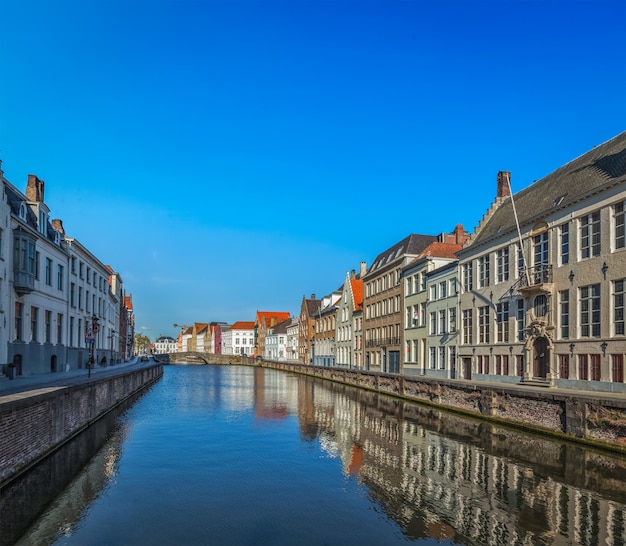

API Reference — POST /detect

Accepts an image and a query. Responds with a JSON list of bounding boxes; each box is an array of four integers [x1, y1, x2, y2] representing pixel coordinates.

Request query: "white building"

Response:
[[286, 318, 299, 361], [222, 321, 255, 356], [424, 262, 459, 379], [154, 335, 177, 353], [2, 169, 124, 376], [265, 318, 290, 361]]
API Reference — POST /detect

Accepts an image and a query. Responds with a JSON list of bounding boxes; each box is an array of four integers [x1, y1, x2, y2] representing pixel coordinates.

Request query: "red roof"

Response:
[[350, 279, 363, 310], [416, 241, 462, 260], [231, 321, 255, 330]]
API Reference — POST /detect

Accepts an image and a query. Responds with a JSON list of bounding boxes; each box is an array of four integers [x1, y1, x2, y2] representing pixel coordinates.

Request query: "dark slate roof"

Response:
[[305, 298, 322, 316], [366, 233, 437, 276], [470, 131, 626, 248], [5, 183, 38, 230]]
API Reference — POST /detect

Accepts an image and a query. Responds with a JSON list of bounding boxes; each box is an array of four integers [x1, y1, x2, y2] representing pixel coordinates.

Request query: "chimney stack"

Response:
[[497, 171, 511, 199], [26, 174, 45, 203], [52, 219, 65, 235]]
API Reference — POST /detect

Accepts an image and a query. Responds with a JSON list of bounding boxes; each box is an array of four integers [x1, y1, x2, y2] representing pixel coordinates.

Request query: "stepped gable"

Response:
[[470, 131, 626, 248], [350, 278, 363, 311]]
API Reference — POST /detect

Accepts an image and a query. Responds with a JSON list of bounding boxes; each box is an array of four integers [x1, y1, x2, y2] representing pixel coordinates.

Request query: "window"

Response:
[[462, 310, 473, 344], [559, 355, 570, 379], [31, 306, 38, 342], [430, 312, 437, 335], [57, 264, 64, 290], [71, 256, 76, 274], [430, 285, 437, 301], [497, 247, 509, 282], [479, 306, 490, 343], [615, 202, 625, 250], [534, 294, 547, 318], [79, 261, 84, 279], [449, 308, 457, 332], [14, 233, 37, 278], [517, 300, 525, 341], [15, 302, 23, 341], [69, 316, 74, 346], [478, 255, 490, 288], [614, 279, 624, 335], [439, 281, 447, 299], [439, 310, 446, 333], [517, 243, 525, 275], [45, 258, 52, 285], [580, 211, 601, 259], [78, 287, 83, 310], [495, 355, 502, 375], [57, 313, 63, 344], [580, 284, 601, 338], [45, 310, 52, 342], [560, 223, 569, 265], [533, 232, 549, 265], [439, 347, 446, 369], [429, 347, 436, 369], [496, 302, 509, 343], [462, 263, 473, 292], [559, 290, 569, 339]]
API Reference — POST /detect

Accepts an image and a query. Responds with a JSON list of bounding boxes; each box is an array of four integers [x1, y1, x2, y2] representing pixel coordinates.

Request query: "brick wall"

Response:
[[0, 364, 162, 485]]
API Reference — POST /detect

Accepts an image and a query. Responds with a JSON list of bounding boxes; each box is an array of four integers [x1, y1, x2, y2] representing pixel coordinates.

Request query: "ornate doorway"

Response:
[[533, 337, 550, 378]]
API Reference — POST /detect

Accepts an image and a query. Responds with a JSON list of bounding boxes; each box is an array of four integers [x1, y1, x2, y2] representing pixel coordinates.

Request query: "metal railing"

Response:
[[518, 264, 552, 289]]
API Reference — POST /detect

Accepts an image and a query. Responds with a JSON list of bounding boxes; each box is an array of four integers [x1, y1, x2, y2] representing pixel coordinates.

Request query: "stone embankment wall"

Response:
[[258, 361, 626, 453], [0, 363, 162, 486], [163, 353, 626, 452]]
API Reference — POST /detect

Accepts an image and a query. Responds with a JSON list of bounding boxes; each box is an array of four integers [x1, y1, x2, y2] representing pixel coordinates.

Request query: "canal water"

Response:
[[10, 365, 626, 545]]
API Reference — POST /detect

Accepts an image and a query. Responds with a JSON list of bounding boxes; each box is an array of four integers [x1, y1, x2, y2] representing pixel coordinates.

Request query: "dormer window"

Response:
[[39, 210, 47, 235], [19, 203, 27, 221]]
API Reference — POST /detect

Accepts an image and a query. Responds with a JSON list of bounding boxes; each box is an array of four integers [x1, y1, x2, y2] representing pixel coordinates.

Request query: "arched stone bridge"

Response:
[[155, 352, 258, 366]]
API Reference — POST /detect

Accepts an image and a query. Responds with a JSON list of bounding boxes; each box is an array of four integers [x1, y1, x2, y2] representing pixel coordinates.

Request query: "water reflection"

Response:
[[12, 366, 626, 546]]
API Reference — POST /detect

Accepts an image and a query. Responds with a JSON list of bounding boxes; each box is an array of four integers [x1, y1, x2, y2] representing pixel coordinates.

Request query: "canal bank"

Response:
[[166, 354, 626, 454], [0, 360, 162, 488]]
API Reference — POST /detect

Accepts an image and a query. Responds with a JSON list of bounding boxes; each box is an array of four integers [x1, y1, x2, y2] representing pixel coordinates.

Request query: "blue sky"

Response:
[[1, 0, 624, 339]]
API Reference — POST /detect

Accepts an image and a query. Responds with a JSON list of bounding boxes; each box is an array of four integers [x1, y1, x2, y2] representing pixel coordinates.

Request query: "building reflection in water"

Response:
[[293, 376, 626, 546], [6, 368, 626, 546]]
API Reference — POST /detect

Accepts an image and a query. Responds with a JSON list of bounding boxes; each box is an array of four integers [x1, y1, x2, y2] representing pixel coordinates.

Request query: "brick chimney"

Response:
[[26, 174, 45, 203], [360, 261, 367, 277], [497, 171, 511, 199], [52, 219, 65, 235]]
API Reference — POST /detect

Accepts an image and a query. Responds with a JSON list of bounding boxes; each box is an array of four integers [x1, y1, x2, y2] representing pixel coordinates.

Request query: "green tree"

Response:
[[134, 333, 151, 354]]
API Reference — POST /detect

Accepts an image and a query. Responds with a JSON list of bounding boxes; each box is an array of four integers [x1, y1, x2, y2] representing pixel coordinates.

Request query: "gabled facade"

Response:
[[402, 231, 467, 376], [424, 262, 459, 379], [222, 321, 254, 355], [336, 264, 365, 369], [286, 318, 299, 361], [255, 311, 290, 358], [312, 290, 341, 367], [457, 132, 626, 393], [265, 318, 291, 361], [362, 234, 437, 373], [298, 295, 321, 364]]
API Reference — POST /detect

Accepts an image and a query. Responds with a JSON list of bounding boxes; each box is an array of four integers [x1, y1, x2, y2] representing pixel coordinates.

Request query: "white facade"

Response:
[[286, 318, 299, 361], [222, 322, 254, 356], [265, 319, 289, 361], [424, 262, 459, 379], [155, 336, 177, 353], [1, 169, 124, 376]]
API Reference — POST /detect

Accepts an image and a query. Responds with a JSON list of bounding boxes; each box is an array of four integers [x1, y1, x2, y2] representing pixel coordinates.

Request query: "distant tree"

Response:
[[134, 333, 151, 354]]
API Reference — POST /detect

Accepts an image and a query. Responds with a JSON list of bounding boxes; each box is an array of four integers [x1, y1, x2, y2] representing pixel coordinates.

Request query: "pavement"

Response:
[[0, 357, 159, 403]]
